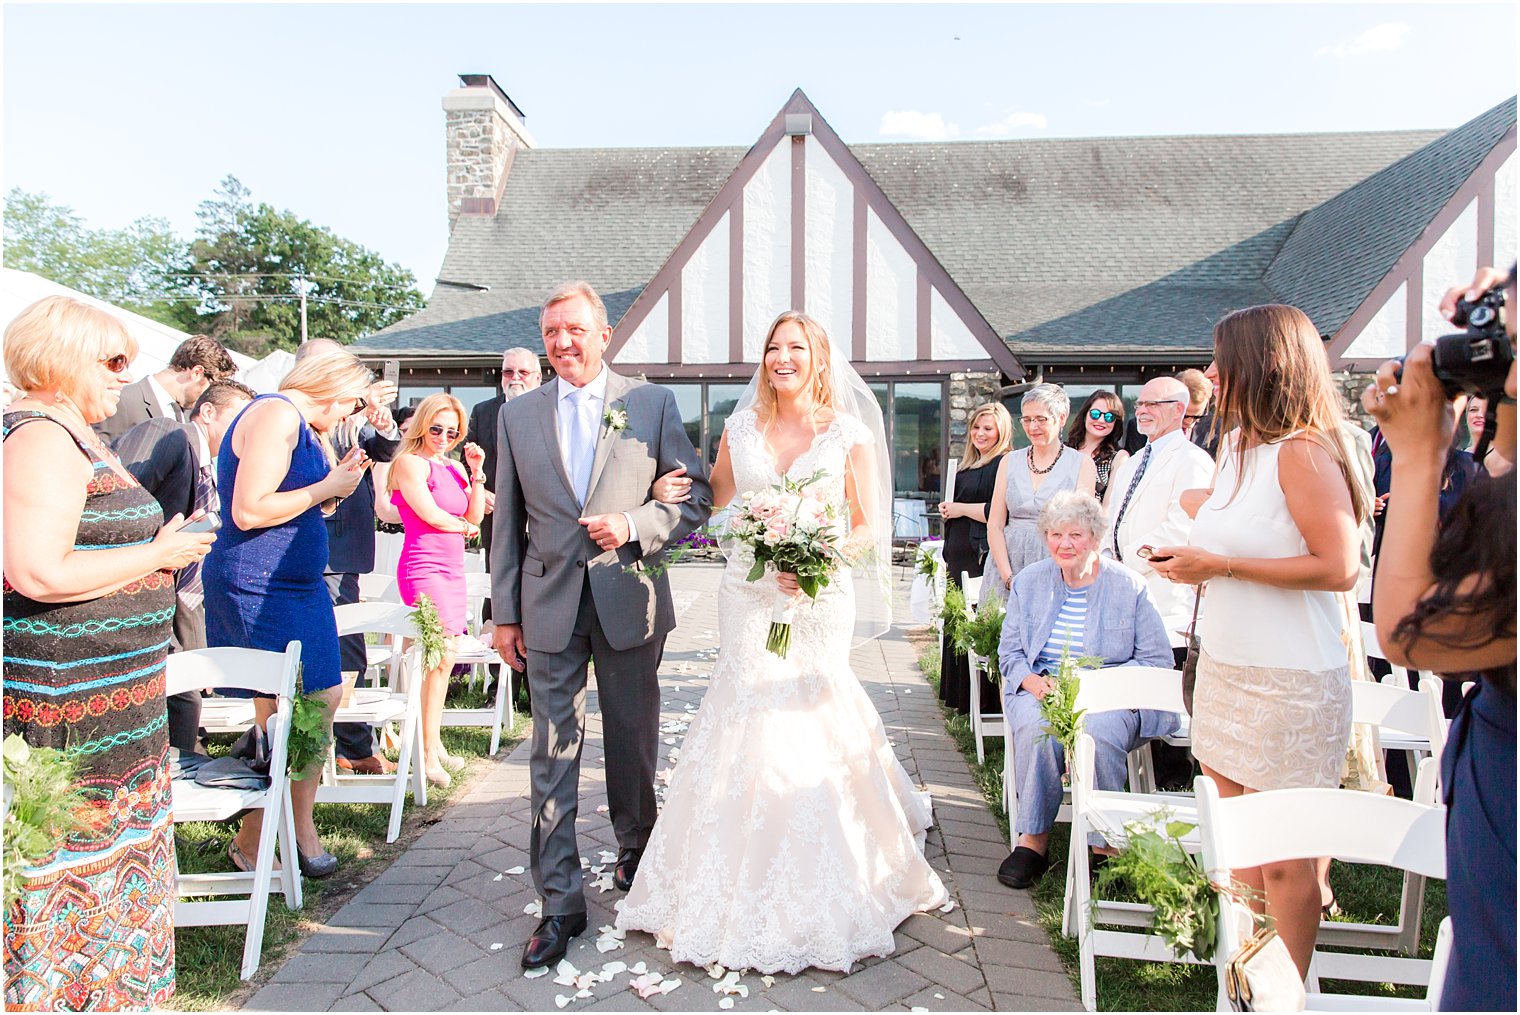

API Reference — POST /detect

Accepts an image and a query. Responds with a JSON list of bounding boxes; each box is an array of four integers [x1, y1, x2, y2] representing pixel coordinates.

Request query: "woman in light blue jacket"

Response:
[[995, 491, 1177, 890]]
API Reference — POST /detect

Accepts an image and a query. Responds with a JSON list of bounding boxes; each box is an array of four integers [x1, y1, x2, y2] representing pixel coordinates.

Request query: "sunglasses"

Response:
[[1087, 409, 1117, 424], [99, 353, 131, 373], [427, 425, 460, 440], [350, 396, 368, 415]]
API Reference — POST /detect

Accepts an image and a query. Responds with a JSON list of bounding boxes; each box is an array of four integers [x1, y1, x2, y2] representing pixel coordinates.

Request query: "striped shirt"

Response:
[[1032, 585, 1090, 674]]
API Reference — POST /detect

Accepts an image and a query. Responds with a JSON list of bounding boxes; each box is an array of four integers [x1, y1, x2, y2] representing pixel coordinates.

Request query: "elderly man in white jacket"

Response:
[[1104, 376, 1216, 657]]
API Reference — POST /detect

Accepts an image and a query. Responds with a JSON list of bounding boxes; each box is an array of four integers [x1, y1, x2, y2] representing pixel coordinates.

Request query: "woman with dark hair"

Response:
[[1364, 265, 1516, 1013], [1065, 390, 1129, 501], [937, 402, 1013, 714], [1151, 303, 1369, 979]]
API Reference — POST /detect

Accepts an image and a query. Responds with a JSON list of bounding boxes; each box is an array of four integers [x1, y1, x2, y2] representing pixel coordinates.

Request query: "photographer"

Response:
[[1362, 264, 1515, 1013]]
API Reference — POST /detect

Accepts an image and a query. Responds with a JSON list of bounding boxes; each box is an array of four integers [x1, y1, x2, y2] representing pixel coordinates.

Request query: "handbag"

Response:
[[1181, 585, 1203, 716], [1224, 924, 1306, 1012]]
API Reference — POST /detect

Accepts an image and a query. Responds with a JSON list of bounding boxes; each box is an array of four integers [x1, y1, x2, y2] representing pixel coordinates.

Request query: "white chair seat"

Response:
[[172, 780, 268, 823], [199, 697, 256, 734]]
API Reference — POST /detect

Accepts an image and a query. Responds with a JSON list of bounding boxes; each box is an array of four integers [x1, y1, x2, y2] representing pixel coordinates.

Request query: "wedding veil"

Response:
[[727, 314, 894, 646]]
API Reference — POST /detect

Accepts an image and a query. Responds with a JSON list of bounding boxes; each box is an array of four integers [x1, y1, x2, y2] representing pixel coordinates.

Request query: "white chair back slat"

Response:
[[357, 572, 400, 603], [166, 644, 301, 698], [334, 602, 418, 639], [1073, 665, 1187, 716], [961, 570, 983, 604], [1351, 680, 1441, 741]]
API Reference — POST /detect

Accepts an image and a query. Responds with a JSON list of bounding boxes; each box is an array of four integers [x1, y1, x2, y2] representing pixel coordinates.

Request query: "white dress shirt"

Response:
[[1104, 427, 1215, 645], [146, 373, 180, 420], [556, 368, 638, 541]]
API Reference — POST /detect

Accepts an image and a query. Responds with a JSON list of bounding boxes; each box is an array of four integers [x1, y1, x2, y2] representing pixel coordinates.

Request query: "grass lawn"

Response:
[[171, 683, 529, 1011], [913, 639, 1447, 1011]]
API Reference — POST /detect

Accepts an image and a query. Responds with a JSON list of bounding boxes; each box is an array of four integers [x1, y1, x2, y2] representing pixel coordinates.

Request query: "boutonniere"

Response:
[[604, 406, 629, 434]]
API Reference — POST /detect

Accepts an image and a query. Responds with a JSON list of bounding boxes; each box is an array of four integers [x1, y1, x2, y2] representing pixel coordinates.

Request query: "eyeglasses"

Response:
[[502, 369, 539, 379], [1087, 409, 1117, 423], [99, 353, 130, 373], [1184, 413, 1205, 423], [1020, 415, 1053, 427], [1135, 398, 1186, 410], [427, 425, 460, 440]]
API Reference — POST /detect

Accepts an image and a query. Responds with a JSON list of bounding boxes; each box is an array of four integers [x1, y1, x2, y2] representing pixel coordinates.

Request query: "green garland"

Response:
[[941, 581, 970, 641], [412, 593, 448, 673], [3, 735, 88, 911], [950, 594, 1006, 684], [1091, 808, 1254, 962]]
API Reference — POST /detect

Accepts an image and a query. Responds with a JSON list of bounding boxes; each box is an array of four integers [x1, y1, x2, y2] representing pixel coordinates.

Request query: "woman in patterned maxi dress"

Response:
[[2, 296, 214, 1010]]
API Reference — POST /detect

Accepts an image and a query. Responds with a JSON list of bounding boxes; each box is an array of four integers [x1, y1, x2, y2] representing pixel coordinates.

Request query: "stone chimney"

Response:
[[444, 74, 535, 231]]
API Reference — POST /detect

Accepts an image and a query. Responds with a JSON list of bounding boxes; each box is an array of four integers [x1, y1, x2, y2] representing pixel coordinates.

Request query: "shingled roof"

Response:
[[358, 100, 1515, 363]]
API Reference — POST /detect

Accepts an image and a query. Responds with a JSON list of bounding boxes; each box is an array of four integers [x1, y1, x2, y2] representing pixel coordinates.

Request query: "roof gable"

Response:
[[608, 90, 1022, 375]]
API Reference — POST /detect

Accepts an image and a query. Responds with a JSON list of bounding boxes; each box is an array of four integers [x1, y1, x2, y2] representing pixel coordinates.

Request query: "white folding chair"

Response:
[[440, 571, 515, 755], [1197, 776, 1447, 1010], [1059, 666, 1194, 1010], [167, 642, 303, 981], [320, 603, 427, 842], [357, 571, 400, 604], [1362, 620, 1438, 691], [962, 571, 1006, 766]]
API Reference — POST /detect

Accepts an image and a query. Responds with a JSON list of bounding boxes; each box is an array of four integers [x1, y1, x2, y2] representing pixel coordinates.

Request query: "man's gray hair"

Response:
[[1037, 491, 1109, 543], [1021, 382, 1070, 421], [502, 347, 541, 370], [541, 281, 608, 331]]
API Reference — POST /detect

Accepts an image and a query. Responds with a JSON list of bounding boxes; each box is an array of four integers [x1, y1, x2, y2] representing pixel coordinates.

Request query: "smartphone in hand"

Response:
[[178, 511, 221, 534], [1136, 544, 1173, 563]]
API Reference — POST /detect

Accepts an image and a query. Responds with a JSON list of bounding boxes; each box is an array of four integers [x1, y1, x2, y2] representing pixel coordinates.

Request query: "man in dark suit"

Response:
[[113, 379, 255, 751], [469, 346, 544, 555], [95, 334, 238, 442]]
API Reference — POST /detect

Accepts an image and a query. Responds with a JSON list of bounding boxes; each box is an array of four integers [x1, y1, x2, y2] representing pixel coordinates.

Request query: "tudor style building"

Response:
[[356, 76, 1516, 536]]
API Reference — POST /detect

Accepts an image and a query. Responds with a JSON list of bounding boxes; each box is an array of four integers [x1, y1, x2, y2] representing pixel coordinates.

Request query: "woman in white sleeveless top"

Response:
[[1150, 304, 1369, 979]]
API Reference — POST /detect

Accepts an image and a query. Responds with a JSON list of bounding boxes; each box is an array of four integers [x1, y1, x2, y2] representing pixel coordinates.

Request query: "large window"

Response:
[[868, 379, 945, 539]]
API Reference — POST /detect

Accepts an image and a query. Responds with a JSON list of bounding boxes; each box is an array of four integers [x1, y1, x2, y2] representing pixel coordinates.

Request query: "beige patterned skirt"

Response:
[[1192, 648, 1352, 791]]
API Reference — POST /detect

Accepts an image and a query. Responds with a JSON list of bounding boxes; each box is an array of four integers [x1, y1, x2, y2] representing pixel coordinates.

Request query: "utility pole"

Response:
[[296, 272, 309, 344]]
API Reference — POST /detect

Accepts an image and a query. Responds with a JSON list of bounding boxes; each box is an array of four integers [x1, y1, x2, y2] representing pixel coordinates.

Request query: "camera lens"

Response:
[[1470, 305, 1496, 327]]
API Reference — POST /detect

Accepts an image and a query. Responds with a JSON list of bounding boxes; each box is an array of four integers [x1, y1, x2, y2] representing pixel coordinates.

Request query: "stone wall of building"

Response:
[[445, 107, 518, 229], [1333, 370, 1377, 429], [948, 370, 1004, 452]]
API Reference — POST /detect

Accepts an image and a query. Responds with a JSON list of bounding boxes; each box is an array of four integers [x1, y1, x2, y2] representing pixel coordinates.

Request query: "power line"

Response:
[[163, 271, 422, 292]]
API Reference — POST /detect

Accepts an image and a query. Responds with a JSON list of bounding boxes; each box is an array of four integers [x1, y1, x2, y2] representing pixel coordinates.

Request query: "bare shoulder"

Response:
[[392, 452, 429, 477], [240, 396, 299, 434], [3, 413, 90, 477], [1278, 433, 1340, 474]]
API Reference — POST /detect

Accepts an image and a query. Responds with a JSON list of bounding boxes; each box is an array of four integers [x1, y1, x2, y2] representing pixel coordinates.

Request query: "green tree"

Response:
[[3, 188, 191, 326], [179, 175, 425, 354]]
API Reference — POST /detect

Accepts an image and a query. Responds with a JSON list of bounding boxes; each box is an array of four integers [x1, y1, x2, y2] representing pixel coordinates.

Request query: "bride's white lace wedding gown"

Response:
[[615, 408, 948, 974]]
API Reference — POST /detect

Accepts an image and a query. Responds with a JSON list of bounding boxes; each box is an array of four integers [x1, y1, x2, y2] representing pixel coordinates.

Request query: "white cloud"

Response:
[[1315, 22, 1411, 59], [975, 110, 1049, 136], [878, 110, 960, 141]]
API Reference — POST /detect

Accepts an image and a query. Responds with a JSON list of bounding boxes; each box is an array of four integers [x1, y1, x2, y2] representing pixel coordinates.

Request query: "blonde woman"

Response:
[[936, 401, 1013, 714], [206, 346, 373, 880], [387, 393, 487, 787], [4, 297, 213, 1009]]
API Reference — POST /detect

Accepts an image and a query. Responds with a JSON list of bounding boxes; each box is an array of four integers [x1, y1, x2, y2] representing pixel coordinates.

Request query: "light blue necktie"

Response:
[[565, 387, 597, 504]]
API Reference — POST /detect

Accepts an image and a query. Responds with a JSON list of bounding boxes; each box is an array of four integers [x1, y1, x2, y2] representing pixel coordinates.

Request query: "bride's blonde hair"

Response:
[[753, 311, 835, 423]]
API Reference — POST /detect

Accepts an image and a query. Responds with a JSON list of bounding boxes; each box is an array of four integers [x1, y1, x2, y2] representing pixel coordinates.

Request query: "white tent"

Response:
[[1, 269, 320, 397]]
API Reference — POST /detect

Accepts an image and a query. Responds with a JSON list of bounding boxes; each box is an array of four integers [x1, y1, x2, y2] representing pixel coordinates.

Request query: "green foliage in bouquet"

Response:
[[951, 595, 1006, 683], [3, 734, 89, 911], [941, 581, 970, 642], [1091, 809, 1254, 962], [412, 593, 448, 674], [742, 469, 843, 601], [285, 671, 333, 781], [1038, 648, 1104, 755], [915, 545, 941, 580]]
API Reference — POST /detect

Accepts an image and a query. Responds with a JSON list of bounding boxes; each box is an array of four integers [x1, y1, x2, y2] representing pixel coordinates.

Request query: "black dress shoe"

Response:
[[613, 847, 643, 891], [996, 846, 1050, 889], [522, 912, 588, 969]]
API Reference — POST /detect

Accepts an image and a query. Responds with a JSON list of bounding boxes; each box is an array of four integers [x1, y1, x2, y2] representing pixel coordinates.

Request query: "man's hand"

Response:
[[579, 512, 630, 552], [483, 490, 495, 515], [493, 623, 527, 672]]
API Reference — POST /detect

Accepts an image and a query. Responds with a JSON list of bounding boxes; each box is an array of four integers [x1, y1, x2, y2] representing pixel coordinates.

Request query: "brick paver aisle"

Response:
[[246, 562, 1079, 1012]]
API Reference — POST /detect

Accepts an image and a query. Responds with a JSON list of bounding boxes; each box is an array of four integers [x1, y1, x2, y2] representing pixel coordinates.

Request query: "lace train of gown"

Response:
[[615, 409, 948, 975]]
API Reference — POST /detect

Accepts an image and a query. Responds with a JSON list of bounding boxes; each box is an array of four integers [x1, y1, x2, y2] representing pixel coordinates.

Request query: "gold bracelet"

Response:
[[1225, 557, 1235, 579]]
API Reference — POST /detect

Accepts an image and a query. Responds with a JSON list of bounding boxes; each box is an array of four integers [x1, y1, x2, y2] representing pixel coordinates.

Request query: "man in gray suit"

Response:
[[491, 281, 710, 968]]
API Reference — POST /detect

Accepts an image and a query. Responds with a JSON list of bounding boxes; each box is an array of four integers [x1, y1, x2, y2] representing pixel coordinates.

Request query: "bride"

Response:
[[614, 311, 947, 974]]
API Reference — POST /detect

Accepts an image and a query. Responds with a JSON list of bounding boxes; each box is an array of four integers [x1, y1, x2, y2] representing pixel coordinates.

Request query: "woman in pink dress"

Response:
[[387, 393, 487, 787]]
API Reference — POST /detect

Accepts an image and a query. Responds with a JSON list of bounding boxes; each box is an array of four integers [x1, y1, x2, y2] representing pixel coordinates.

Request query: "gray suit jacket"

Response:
[[95, 377, 169, 443], [490, 370, 711, 654]]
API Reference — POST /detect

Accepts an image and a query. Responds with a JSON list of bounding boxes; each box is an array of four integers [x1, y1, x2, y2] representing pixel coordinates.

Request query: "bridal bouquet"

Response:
[[728, 470, 847, 657]]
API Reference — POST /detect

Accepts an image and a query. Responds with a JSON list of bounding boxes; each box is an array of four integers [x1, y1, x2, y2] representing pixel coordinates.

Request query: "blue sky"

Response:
[[4, 2, 1514, 297]]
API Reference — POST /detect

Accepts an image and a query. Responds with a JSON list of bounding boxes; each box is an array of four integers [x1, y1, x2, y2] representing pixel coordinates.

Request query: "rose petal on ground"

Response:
[[762, 975, 775, 988], [554, 995, 570, 1009], [492, 874, 503, 881], [631, 972, 664, 999], [719, 999, 734, 1010], [938, 898, 956, 913], [524, 967, 550, 979], [600, 961, 627, 977], [490, 942, 503, 951], [596, 804, 609, 814], [524, 899, 543, 918], [705, 964, 726, 979], [811, 986, 827, 993], [630, 961, 648, 975], [934, 993, 944, 1000], [576, 988, 593, 999], [599, 850, 619, 864], [505, 865, 526, 875], [658, 978, 682, 994]]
